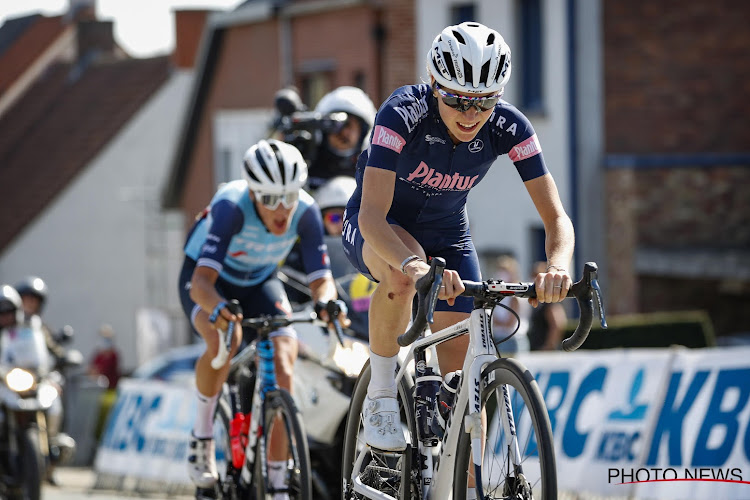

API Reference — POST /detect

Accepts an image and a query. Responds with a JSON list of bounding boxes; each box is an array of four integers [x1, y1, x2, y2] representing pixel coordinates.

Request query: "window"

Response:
[[529, 225, 546, 265], [451, 3, 476, 24], [518, 0, 544, 112]]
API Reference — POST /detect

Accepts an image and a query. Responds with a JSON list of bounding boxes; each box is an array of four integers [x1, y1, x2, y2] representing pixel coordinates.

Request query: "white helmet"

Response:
[[242, 139, 308, 195], [315, 86, 377, 132], [314, 176, 357, 210], [427, 22, 512, 95], [0, 284, 23, 326]]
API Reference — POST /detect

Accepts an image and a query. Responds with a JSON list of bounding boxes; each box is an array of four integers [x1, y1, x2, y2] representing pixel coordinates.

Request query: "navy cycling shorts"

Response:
[[178, 258, 296, 341], [341, 211, 480, 313]]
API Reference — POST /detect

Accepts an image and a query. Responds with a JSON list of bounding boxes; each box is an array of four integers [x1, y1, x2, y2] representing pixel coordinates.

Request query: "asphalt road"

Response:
[[43, 467, 193, 500]]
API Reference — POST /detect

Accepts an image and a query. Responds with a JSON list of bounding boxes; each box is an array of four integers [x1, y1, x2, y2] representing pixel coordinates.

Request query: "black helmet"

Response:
[[15, 276, 49, 312]]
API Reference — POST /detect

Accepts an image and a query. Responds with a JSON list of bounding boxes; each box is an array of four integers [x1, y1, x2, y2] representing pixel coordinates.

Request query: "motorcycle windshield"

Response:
[[0, 323, 53, 374]]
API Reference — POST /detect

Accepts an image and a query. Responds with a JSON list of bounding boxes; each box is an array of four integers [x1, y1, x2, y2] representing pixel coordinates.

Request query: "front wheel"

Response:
[[255, 389, 312, 500], [452, 358, 557, 500], [341, 361, 419, 500], [9, 426, 46, 500]]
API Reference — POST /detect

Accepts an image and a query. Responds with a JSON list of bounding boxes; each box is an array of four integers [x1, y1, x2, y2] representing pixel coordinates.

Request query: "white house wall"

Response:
[[0, 71, 194, 372], [416, 0, 572, 279]]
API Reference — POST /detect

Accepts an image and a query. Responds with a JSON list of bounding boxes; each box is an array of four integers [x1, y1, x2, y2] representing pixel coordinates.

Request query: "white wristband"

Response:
[[400, 255, 423, 274]]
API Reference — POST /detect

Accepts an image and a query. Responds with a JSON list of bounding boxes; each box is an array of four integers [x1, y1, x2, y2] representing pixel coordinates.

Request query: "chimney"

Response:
[[77, 19, 115, 59], [173, 10, 211, 69], [66, 0, 96, 23]]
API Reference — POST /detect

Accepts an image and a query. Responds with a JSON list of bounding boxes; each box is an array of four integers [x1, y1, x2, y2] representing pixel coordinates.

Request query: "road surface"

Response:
[[43, 467, 193, 499]]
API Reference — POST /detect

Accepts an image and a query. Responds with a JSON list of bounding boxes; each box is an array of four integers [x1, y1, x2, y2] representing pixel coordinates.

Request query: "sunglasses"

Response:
[[254, 191, 299, 210], [323, 211, 344, 224], [436, 86, 501, 112]]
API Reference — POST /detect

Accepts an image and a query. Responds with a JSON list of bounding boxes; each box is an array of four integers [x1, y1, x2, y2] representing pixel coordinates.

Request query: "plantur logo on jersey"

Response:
[[373, 125, 405, 153], [393, 93, 429, 134], [508, 134, 541, 162], [406, 161, 478, 191]]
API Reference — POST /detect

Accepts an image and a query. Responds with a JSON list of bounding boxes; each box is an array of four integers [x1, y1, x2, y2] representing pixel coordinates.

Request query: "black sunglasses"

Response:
[[436, 86, 501, 112]]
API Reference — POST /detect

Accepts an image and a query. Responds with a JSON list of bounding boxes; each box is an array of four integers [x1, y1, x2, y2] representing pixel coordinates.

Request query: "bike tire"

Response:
[[211, 393, 243, 500], [254, 389, 312, 500], [341, 361, 420, 500], [452, 358, 557, 500], [6, 426, 45, 500]]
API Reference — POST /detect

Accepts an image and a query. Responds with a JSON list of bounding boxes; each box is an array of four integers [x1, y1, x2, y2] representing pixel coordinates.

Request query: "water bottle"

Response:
[[229, 412, 246, 468], [415, 364, 441, 446], [431, 370, 461, 438]]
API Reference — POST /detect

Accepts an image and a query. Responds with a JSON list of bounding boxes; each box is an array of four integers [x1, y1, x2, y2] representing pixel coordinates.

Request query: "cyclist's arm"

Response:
[[190, 199, 244, 326], [524, 173, 574, 306]]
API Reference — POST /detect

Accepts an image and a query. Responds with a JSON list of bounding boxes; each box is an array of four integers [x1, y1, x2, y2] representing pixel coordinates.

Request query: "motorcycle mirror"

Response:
[[56, 325, 75, 344], [65, 349, 84, 368]]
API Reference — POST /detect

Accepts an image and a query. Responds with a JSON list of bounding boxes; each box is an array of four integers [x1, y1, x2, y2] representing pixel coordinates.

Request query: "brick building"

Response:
[[602, 0, 750, 337]]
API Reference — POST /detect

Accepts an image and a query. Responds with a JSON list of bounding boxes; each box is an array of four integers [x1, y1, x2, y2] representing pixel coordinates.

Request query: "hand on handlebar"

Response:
[[404, 258, 464, 306], [531, 268, 572, 307], [315, 300, 351, 329]]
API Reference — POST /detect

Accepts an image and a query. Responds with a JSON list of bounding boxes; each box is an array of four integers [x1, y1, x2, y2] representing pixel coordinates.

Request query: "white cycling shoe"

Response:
[[187, 433, 218, 488], [362, 395, 407, 452]]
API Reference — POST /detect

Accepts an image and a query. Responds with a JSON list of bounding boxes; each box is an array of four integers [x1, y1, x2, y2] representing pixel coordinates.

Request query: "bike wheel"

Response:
[[452, 358, 557, 500], [254, 389, 312, 500], [341, 361, 420, 500], [16, 426, 45, 500], [212, 393, 242, 499]]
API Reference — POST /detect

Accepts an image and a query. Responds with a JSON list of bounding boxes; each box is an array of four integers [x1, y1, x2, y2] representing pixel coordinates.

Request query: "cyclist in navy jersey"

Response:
[[178, 139, 348, 491], [342, 21, 575, 453]]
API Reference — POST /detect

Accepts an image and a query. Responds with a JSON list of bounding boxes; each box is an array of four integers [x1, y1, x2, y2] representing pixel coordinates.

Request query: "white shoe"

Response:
[[362, 395, 407, 451], [187, 433, 218, 488]]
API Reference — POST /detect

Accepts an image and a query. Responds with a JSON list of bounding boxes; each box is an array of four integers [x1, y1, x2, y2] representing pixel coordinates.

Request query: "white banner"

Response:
[[518, 346, 750, 499], [94, 378, 196, 485]]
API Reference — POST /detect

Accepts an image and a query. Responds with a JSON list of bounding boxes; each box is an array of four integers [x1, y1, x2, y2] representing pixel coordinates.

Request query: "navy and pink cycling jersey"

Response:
[[345, 84, 548, 230], [183, 180, 331, 287]]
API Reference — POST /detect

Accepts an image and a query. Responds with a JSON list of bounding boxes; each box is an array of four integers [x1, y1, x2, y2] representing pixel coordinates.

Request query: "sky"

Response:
[[0, 0, 242, 58]]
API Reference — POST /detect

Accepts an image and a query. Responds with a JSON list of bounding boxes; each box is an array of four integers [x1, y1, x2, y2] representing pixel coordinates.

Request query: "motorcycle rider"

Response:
[[272, 86, 376, 192], [14, 276, 76, 485], [15, 277, 67, 362], [0, 284, 23, 332]]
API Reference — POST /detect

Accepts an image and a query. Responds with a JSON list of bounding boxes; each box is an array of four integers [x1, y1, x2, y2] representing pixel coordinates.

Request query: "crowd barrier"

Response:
[[94, 346, 750, 499]]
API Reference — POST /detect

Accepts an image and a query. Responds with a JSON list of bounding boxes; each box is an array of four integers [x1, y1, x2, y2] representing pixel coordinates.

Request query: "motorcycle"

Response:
[[279, 236, 373, 499], [0, 316, 79, 500]]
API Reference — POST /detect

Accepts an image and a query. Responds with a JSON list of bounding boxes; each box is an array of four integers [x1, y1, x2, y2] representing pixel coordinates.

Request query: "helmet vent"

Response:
[[443, 51, 457, 79], [253, 149, 274, 184], [463, 59, 473, 84], [453, 31, 466, 44], [268, 141, 286, 186], [480, 60, 491, 85], [487, 33, 496, 45]]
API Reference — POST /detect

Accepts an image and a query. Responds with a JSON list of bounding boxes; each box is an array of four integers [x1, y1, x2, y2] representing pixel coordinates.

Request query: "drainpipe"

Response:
[[566, 0, 580, 279]]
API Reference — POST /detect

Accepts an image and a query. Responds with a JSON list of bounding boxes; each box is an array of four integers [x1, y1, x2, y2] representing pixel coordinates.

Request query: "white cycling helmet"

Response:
[[314, 176, 357, 210], [427, 22, 512, 95], [315, 86, 376, 130], [0, 284, 23, 326], [242, 139, 308, 195]]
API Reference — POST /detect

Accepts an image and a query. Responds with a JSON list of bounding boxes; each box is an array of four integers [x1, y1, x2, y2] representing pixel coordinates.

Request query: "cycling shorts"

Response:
[[341, 211, 480, 313], [179, 258, 296, 342]]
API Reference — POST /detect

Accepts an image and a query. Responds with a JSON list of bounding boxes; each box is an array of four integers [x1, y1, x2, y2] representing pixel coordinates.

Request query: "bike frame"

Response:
[[351, 306, 519, 500]]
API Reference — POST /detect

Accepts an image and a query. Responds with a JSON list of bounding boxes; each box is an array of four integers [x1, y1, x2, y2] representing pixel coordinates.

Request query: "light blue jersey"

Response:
[[184, 180, 330, 287]]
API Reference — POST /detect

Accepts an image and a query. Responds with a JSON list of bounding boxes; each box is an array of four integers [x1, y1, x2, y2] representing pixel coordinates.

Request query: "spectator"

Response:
[[491, 255, 529, 354], [88, 324, 121, 389], [527, 261, 569, 351]]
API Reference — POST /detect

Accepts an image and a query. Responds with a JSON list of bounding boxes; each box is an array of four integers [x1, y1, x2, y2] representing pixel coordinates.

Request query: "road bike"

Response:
[[197, 300, 346, 500], [341, 258, 607, 499]]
